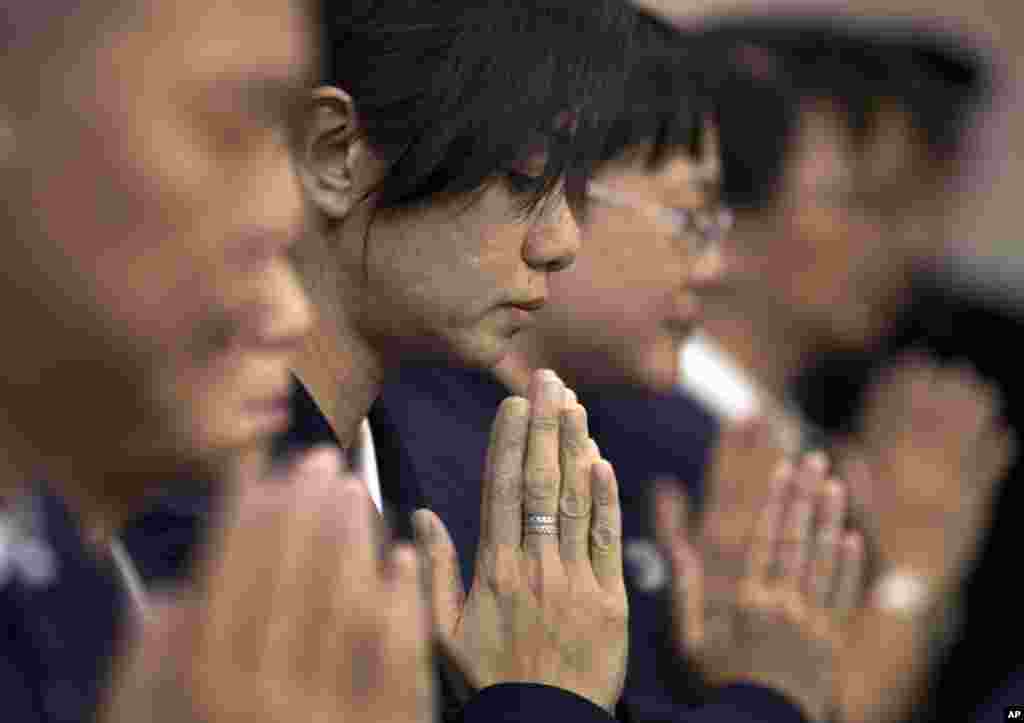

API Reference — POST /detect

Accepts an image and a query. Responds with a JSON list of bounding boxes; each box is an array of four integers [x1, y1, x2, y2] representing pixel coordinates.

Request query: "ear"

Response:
[[297, 86, 384, 221]]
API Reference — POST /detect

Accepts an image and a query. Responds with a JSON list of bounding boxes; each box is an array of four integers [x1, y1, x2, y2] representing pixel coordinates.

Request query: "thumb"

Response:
[[412, 508, 466, 642]]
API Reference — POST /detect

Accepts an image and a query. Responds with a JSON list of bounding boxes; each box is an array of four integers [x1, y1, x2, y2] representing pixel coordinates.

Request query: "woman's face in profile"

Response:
[[347, 145, 585, 370]]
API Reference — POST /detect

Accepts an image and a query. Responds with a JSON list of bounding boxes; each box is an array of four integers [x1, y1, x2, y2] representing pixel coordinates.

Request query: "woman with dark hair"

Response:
[[278, 1, 639, 720], [288, 7, 864, 723]]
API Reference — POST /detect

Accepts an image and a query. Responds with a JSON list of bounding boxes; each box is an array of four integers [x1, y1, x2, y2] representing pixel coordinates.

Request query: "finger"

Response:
[[703, 416, 781, 551], [385, 544, 435, 715], [590, 459, 624, 590], [559, 404, 594, 565], [522, 369, 565, 558], [806, 480, 846, 607], [832, 532, 866, 619], [668, 530, 705, 654], [265, 450, 351, 682], [196, 481, 288, 685], [652, 477, 690, 551], [778, 452, 825, 590], [412, 508, 466, 641], [480, 396, 530, 553], [746, 460, 792, 584]]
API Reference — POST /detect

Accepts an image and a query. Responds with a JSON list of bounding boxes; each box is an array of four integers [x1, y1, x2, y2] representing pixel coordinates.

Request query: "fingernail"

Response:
[[411, 509, 432, 544], [805, 450, 829, 475], [538, 368, 560, 384], [540, 371, 563, 405], [564, 387, 578, 407], [300, 446, 342, 478]]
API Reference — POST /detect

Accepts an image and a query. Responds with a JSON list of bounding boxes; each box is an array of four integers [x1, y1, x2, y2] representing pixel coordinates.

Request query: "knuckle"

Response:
[[482, 548, 521, 593], [590, 521, 619, 551], [560, 432, 589, 458], [490, 471, 522, 507], [592, 480, 617, 507], [524, 471, 559, 500], [560, 486, 591, 518], [531, 415, 561, 434]]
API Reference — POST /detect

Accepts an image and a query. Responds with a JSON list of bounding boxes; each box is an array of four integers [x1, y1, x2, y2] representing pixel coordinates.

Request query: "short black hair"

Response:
[[320, 0, 638, 219], [598, 11, 710, 170], [694, 16, 994, 209]]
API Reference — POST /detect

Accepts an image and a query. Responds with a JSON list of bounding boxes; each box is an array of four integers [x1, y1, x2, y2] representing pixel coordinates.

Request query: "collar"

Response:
[[0, 494, 57, 590], [679, 332, 815, 455], [354, 418, 382, 514]]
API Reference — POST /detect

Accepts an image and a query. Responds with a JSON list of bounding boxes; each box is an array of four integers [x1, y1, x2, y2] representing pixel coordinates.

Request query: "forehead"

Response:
[[121, 0, 310, 79]]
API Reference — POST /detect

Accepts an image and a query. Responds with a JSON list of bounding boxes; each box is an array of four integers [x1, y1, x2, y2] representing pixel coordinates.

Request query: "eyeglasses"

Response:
[[586, 181, 734, 256]]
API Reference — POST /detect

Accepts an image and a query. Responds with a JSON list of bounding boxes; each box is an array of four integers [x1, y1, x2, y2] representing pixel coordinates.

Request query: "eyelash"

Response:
[[503, 168, 547, 196]]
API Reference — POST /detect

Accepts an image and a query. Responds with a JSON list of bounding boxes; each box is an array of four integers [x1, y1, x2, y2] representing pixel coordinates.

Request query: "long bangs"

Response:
[[322, 0, 636, 220]]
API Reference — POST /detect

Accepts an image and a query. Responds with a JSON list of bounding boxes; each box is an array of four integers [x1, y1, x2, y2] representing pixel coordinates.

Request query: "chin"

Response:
[[447, 328, 512, 371]]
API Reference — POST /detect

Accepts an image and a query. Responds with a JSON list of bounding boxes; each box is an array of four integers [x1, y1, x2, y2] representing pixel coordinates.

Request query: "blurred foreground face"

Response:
[[707, 106, 960, 351], [0, 0, 313, 495], [530, 130, 725, 391]]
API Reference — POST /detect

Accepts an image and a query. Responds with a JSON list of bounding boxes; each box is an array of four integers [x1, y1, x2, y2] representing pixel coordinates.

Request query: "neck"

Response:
[[291, 222, 387, 450], [0, 430, 29, 506], [701, 306, 817, 400]]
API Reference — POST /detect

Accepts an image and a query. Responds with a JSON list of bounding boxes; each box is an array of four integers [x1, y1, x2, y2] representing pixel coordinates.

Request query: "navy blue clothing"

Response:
[[0, 493, 129, 723], [792, 270, 1024, 723], [372, 361, 808, 723], [0, 366, 808, 723], [972, 669, 1024, 721]]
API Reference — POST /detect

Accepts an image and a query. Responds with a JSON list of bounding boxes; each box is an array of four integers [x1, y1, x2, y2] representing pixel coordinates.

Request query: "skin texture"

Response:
[[697, 106, 955, 360], [656, 448, 865, 722], [0, 0, 314, 539], [293, 88, 630, 708], [510, 135, 723, 392], [104, 448, 435, 723], [292, 89, 582, 447], [414, 370, 629, 713]]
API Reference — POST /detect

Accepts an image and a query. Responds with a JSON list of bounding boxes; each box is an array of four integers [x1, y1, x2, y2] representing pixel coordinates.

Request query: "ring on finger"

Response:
[[524, 514, 559, 535]]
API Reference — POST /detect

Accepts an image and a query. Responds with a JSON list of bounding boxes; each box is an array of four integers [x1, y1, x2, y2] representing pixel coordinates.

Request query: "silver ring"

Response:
[[523, 523, 559, 536], [524, 514, 559, 536], [525, 514, 557, 525]]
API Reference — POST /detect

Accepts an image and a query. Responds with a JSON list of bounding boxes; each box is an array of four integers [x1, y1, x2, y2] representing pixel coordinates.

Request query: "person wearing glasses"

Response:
[[376, 14, 863, 723], [651, 16, 1017, 723]]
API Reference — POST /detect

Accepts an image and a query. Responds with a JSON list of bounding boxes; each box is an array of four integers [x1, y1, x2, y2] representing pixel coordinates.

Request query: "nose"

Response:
[[688, 244, 729, 294], [257, 257, 314, 351], [522, 197, 581, 274]]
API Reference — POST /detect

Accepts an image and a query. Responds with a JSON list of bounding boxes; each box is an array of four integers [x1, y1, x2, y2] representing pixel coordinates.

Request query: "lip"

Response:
[[507, 297, 547, 312]]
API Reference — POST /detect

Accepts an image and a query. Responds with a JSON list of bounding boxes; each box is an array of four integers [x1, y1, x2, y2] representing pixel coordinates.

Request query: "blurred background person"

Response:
[[0, 3, 437, 723], [0, 1, 314, 719], [660, 15, 1019, 723]]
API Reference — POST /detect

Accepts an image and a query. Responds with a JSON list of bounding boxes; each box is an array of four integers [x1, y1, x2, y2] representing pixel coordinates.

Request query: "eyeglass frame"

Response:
[[586, 180, 734, 257]]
